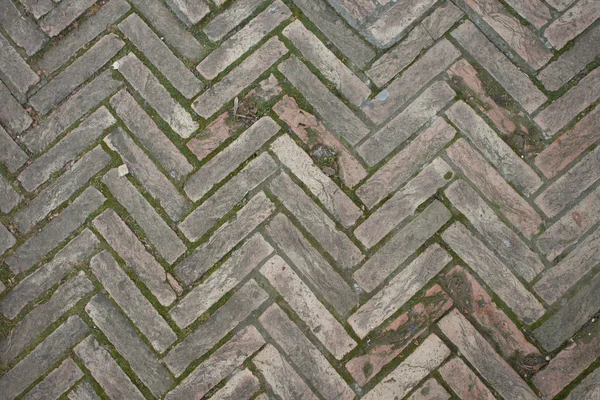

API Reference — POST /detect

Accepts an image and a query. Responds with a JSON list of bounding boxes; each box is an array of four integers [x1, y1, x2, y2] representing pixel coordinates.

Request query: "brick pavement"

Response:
[[0, 0, 599, 398]]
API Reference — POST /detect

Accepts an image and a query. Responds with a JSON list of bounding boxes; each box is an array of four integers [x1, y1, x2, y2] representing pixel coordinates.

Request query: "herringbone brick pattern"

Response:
[[0, 0, 599, 398]]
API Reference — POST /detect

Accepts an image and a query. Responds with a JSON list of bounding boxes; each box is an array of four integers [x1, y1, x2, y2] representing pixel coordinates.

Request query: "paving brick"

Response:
[[164, 279, 269, 376], [366, 25, 433, 87], [357, 118, 455, 209], [362, 334, 450, 400], [535, 145, 600, 218], [0, 124, 28, 172], [273, 96, 367, 188], [93, 208, 178, 306], [535, 67, 600, 136], [117, 53, 198, 137], [326, 0, 376, 22], [36, 0, 131, 74], [422, 1, 465, 39], [503, 0, 551, 28], [359, 81, 455, 166], [458, 0, 552, 70], [0, 272, 93, 362], [0, 32, 40, 101], [447, 101, 542, 196], [18, 107, 115, 192], [272, 135, 362, 227], [283, 20, 369, 106], [212, 368, 260, 400], [86, 293, 174, 397], [199, 1, 291, 80], [0, 80, 32, 134], [23, 71, 122, 154], [266, 213, 358, 315], [362, 39, 460, 125], [534, 319, 600, 399], [259, 304, 355, 400], [252, 344, 318, 400], [355, 158, 452, 248], [350, 244, 451, 338], [90, 250, 177, 353], [19, 0, 55, 19], [184, 117, 279, 201], [544, 0, 600, 49], [6, 187, 106, 274], [444, 266, 540, 359], [354, 200, 451, 292], [179, 153, 277, 240], [545, 0, 576, 11], [446, 180, 544, 281], [105, 128, 190, 221], [0, 174, 20, 213], [0, 316, 89, 400], [119, 14, 203, 99], [536, 185, 600, 261], [30, 34, 124, 114], [193, 37, 288, 119], [447, 138, 542, 238], [535, 105, 600, 178], [346, 285, 453, 385], [203, 0, 265, 41], [0, 229, 98, 319], [441, 222, 545, 323], [451, 20, 546, 113], [290, 0, 375, 68], [175, 192, 275, 284], [14, 146, 110, 233], [39, 0, 96, 37], [565, 365, 600, 399], [279, 56, 369, 146], [538, 24, 600, 91], [0, 221, 15, 258], [170, 234, 272, 328], [365, 0, 437, 48], [126, 0, 204, 60], [74, 336, 146, 400], [22, 358, 83, 400], [165, 0, 209, 26], [438, 309, 538, 400], [270, 172, 362, 269], [166, 326, 265, 400], [438, 357, 496, 400], [408, 379, 450, 400], [262, 255, 357, 359], [67, 382, 101, 400]]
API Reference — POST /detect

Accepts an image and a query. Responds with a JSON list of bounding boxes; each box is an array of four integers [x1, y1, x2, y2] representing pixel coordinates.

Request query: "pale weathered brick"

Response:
[[544, 0, 600, 49], [438, 309, 538, 400], [119, 14, 203, 99], [93, 208, 178, 306], [266, 213, 358, 315], [74, 336, 146, 400], [67, 382, 101, 400], [362, 335, 450, 400], [359, 81, 455, 166], [0, 80, 32, 134], [175, 192, 275, 284], [0, 174, 20, 213], [447, 101, 542, 196], [184, 117, 279, 201], [271, 135, 361, 227], [198, 0, 291, 80], [283, 20, 370, 106], [164, 280, 269, 376], [350, 245, 451, 338], [0, 125, 27, 172], [212, 369, 260, 400], [438, 357, 496, 400], [90, 250, 177, 353], [36, 0, 131, 74], [165, 0, 209, 26], [6, 187, 106, 274], [193, 37, 288, 118], [354, 200, 452, 292], [502, 0, 551, 28], [203, 0, 264, 41], [408, 379, 450, 400], [105, 128, 190, 221], [166, 326, 265, 400], [170, 234, 272, 328], [362, 39, 460, 125], [259, 304, 355, 400], [357, 118, 455, 208], [270, 173, 363, 269], [22, 358, 83, 400], [0, 221, 15, 258], [117, 53, 198, 137], [0, 32, 40, 101], [39, 0, 96, 37], [565, 365, 600, 400], [441, 222, 545, 323], [19, 0, 55, 19], [422, 1, 465, 39], [451, 20, 546, 113], [0, 229, 99, 319]]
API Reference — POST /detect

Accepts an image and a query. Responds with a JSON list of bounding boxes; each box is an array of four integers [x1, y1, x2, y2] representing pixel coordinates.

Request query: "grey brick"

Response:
[[0, 80, 32, 134], [0, 0, 47, 55], [0, 32, 39, 102], [39, 0, 96, 37], [0, 174, 21, 213]]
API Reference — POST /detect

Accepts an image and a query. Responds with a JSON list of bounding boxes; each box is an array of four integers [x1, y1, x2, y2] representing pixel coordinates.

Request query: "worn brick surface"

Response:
[[0, 1, 598, 399]]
